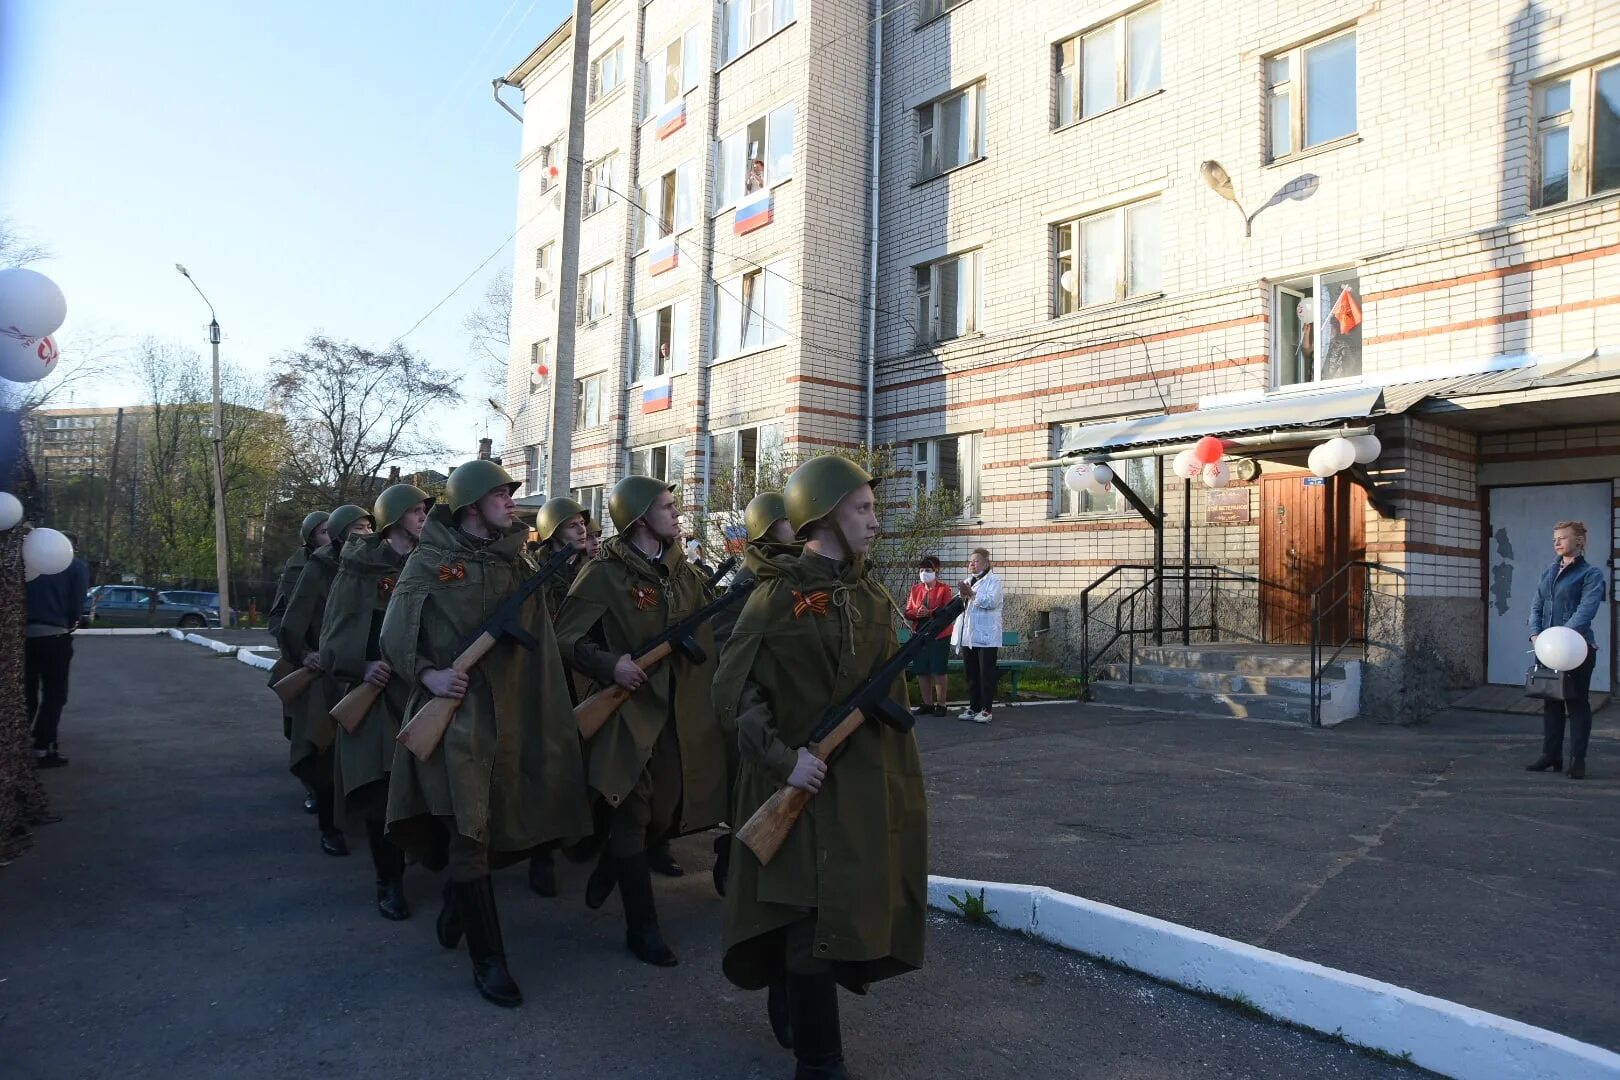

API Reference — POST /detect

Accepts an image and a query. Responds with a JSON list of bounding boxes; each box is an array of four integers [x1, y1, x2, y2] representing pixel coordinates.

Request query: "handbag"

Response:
[[1524, 662, 1571, 702]]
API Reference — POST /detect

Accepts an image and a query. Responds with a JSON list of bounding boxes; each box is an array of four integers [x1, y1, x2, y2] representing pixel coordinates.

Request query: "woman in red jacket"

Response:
[[905, 555, 955, 717]]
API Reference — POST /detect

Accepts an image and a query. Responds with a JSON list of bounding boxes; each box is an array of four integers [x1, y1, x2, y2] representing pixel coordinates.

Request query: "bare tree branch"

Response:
[[461, 267, 512, 392]]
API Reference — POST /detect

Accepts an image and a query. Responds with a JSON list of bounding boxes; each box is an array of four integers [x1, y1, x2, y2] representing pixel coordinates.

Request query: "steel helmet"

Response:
[[536, 496, 587, 543], [373, 483, 432, 533], [445, 459, 519, 515], [743, 491, 789, 543], [299, 511, 330, 545], [326, 504, 375, 544], [784, 456, 873, 537], [608, 474, 675, 533]]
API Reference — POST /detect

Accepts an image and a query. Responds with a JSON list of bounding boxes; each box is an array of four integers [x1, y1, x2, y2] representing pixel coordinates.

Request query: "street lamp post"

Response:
[[175, 264, 233, 628]]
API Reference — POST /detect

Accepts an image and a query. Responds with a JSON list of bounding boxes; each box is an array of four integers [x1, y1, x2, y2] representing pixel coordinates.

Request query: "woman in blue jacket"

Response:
[[1527, 520, 1608, 780]]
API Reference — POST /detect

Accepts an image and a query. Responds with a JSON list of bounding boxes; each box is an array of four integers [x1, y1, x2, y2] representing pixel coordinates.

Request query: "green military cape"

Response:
[[712, 545, 926, 993], [553, 533, 726, 834], [380, 506, 592, 861], [276, 543, 342, 779], [539, 548, 591, 703], [267, 547, 308, 734], [318, 532, 408, 822]]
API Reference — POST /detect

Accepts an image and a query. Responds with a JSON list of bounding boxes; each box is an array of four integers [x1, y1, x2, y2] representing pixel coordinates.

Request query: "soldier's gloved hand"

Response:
[[613, 655, 647, 692], [422, 666, 468, 700], [787, 749, 827, 794], [363, 660, 392, 687], [302, 651, 323, 671]]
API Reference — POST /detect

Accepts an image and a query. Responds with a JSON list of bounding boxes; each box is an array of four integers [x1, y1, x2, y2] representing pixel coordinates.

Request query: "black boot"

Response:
[[616, 853, 678, 967], [585, 847, 617, 910], [768, 978, 793, 1049], [1568, 758, 1586, 779], [712, 832, 732, 898], [315, 785, 348, 856], [648, 839, 684, 877], [367, 819, 410, 921], [1525, 755, 1563, 772], [788, 972, 847, 1079], [455, 877, 522, 1007], [435, 880, 462, 949], [528, 848, 558, 897], [302, 784, 317, 814]]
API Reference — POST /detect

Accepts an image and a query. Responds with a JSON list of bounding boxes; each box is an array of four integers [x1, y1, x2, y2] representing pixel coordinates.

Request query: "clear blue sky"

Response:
[[1, 0, 569, 463]]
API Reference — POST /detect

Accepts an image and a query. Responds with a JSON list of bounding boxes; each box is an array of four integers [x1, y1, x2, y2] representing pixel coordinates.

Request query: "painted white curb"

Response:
[[183, 632, 237, 654], [235, 648, 277, 671], [74, 628, 169, 637], [927, 876, 1620, 1080]]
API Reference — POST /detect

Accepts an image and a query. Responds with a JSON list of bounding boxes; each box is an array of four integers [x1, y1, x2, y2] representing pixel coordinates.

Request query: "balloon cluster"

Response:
[[0, 493, 75, 580], [1534, 626, 1588, 673], [1172, 436, 1232, 488], [1063, 461, 1114, 496], [0, 268, 68, 383], [1308, 435, 1380, 478]]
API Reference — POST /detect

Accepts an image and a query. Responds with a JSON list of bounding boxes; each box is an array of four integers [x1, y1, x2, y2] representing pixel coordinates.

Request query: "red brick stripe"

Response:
[[1364, 294, 1620, 346], [1384, 489, 1480, 510], [1364, 243, 1620, 302], [787, 374, 866, 392]]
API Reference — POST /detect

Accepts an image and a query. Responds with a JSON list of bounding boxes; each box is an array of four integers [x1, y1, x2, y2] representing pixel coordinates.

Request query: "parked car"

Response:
[[81, 585, 221, 629]]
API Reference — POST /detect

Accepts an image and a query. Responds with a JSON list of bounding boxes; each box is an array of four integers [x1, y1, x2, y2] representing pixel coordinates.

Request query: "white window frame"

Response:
[[912, 433, 982, 521], [916, 82, 987, 181], [1269, 268, 1364, 389], [1533, 59, 1620, 208], [571, 485, 605, 529], [1049, 432, 1160, 517], [628, 441, 685, 487], [637, 161, 696, 250], [524, 445, 543, 494], [538, 140, 560, 193], [534, 241, 554, 299], [713, 102, 796, 213], [589, 41, 625, 104], [1054, 2, 1162, 129], [633, 300, 692, 383], [583, 153, 620, 217], [579, 263, 613, 326], [720, 0, 796, 66], [712, 257, 792, 361], [1053, 196, 1162, 315], [916, 0, 971, 26], [709, 422, 785, 511], [1265, 29, 1358, 162], [913, 249, 984, 346], [643, 28, 702, 121], [574, 372, 605, 429]]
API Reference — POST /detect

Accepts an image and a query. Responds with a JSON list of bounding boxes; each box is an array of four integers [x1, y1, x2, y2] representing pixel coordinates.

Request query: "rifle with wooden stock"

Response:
[[271, 662, 322, 705], [574, 577, 758, 740], [394, 544, 578, 761], [734, 595, 966, 866]]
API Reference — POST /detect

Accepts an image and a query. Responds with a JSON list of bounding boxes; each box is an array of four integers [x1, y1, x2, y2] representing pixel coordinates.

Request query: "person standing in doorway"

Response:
[[24, 532, 90, 767], [905, 556, 953, 717], [951, 548, 1003, 725], [1526, 520, 1607, 780]]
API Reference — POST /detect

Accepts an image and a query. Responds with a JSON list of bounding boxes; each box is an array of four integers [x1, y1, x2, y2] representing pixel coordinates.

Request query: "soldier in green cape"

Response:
[[713, 456, 926, 1080], [317, 483, 429, 921], [277, 503, 374, 856], [380, 459, 592, 1008], [553, 474, 728, 967], [269, 510, 329, 814]]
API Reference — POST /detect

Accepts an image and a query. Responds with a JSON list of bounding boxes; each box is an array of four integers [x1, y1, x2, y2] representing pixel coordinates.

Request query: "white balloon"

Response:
[[1307, 443, 1335, 478], [0, 492, 21, 530], [1063, 463, 1093, 493], [1322, 437, 1357, 474], [22, 527, 74, 578], [1202, 460, 1231, 488], [1171, 449, 1200, 480], [1059, 269, 1077, 295], [0, 268, 68, 339], [1349, 434, 1382, 464], [1534, 626, 1589, 672], [0, 332, 60, 383], [1089, 463, 1114, 494]]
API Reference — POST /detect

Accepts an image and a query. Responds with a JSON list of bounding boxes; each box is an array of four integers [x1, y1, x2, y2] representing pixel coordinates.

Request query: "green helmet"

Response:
[[326, 504, 374, 544], [609, 474, 675, 533], [446, 459, 518, 514], [744, 492, 789, 543], [374, 483, 431, 533], [785, 455, 873, 537], [299, 511, 330, 545], [536, 496, 587, 543]]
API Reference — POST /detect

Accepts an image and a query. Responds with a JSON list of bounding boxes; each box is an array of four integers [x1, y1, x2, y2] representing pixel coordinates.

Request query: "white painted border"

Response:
[[235, 648, 276, 672], [927, 876, 1620, 1080], [73, 628, 168, 637]]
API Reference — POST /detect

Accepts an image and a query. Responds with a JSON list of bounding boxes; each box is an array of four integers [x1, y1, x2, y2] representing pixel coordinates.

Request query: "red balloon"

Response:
[[1193, 436, 1225, 464]]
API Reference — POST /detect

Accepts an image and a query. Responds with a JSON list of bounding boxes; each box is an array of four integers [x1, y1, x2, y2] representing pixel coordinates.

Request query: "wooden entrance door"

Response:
[[1259, 475, 1366, 645]]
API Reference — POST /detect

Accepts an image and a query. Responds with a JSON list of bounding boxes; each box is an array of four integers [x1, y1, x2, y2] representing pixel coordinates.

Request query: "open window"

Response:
[[1271, 269, 1363, 387]]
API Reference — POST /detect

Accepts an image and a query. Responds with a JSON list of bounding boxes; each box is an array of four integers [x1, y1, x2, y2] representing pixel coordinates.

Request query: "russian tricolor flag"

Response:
[[649, 237, 678, 276], [733, 189, 773, 235], [642, 375, 672, 414], [656, 100, 686, 139], [722, 524, 748, 555]]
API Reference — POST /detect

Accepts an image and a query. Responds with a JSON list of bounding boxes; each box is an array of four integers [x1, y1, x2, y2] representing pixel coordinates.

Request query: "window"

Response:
[[715, 104, 795, 210], [912, 433, 981, 519], [914, 250, 983, 345], [1055, 3, 1161, 127], [538, 140, 560, 192], [710, 423, 785, 510], [579, 263, 613, 325], [1054, 197, 1161, 314], [571, 485, 604, 528], [629, 441, 686, 488], [917, 0, 971, 24], [524, 445, 543, 494], [589, 41, 625, 103], [1271, 269, 1363, 386], [634, 300, 693, 381], [637, 162, 696, 248], [584, 153, 620, 216], [529, 340, 550, 386], [643, 29, 701, 120], [534, 242, 553, 299], [714, 258, 791, 358], [721, 0, 795, 65], [574, 373, 604, 429], [917, 83, 986, 180], [1266, 30, 1356, 160], [1049, 433, 1160, 516], [1535, 60, 1620, 207]]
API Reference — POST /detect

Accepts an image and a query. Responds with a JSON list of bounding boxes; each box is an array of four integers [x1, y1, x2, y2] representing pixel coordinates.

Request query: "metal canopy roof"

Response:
[[1054, 385, 1382, 456]]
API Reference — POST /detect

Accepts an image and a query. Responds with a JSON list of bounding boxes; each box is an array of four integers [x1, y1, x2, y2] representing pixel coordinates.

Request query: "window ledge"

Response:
[[1052, 291, 1166, 322], [1051, 87, 1165, 133], [635, 226, 697, 259], [711, 175, 794, 220], [1530, 188, 1620, 218], [584, 84, 626, 119], [914, 2, 972, 31], [1265, 133, 1361, 168], [1266, 375, 1365, 396], [715, 20, 799, 75], [913, 155, 988, 189], [1052, 512, 1147, 523], [627, 372, 689, 389], [710, 341, 790, 368], [573, 423, 610, 437]]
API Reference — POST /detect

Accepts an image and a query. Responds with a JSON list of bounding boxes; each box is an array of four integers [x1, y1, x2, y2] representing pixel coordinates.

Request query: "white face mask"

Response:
[[919, 571, 936, 583]]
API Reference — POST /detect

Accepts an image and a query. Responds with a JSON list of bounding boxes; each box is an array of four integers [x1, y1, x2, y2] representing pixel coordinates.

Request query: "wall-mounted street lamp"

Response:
[[1200, 160, 1251, 237]]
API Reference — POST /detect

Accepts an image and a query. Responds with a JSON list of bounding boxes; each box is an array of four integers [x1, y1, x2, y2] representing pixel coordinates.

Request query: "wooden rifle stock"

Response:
[[272, 664, 321, 705], [734, 709, 866, 865], [574, 640, 675, 740], [395, 631, 499, 762], [268, 657, 298, 684], [330, 679, 384, 734]]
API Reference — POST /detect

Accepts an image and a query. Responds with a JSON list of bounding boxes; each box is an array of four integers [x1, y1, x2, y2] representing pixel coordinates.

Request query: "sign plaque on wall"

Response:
[[1206, 488, 1251, 524]]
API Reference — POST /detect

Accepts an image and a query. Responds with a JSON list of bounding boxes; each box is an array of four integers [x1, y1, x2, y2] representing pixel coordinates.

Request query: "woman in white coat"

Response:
[[951, 547, 1003, 724]]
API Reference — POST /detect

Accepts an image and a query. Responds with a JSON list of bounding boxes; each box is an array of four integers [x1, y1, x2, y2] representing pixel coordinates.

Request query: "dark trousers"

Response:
[[25, 635, 74, 752], [607, 720, 684, 858], [1542, 648, 1598, 762], [962, 646, 999, 713]]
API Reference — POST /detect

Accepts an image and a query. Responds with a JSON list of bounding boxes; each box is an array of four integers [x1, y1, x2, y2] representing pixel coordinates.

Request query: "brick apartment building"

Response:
[[500, 0, 1619, 720]]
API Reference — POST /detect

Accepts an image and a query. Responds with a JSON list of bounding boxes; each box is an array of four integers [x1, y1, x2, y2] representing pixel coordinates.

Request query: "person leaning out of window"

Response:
[[1527, 519, 1607, 780], [905, 556, 954, 717]]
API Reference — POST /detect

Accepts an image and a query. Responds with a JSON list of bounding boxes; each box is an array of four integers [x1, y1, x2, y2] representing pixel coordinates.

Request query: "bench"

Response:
[[897, 628, 1041, 703]]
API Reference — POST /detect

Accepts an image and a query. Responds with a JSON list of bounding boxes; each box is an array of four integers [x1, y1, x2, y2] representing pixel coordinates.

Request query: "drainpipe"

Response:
[[861, 0, 884, 449], [491, 78, 523, 123]]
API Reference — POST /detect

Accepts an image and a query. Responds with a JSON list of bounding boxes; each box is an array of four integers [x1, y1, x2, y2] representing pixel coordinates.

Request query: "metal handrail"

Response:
[[1308, 560, 1403, 726]]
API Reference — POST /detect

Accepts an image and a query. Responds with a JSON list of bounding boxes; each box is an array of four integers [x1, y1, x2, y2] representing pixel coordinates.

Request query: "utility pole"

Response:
[[175, 264, 233, 628]]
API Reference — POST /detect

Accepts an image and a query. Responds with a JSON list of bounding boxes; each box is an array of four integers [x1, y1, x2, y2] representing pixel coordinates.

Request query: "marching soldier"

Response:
[[318, 483, 430, 921], [381, 459, 591, 1008], [553, 475, 728, 967], [714, 456, 926, 1080], [278, 503, 374, 856], [270, 511, 330, 814]]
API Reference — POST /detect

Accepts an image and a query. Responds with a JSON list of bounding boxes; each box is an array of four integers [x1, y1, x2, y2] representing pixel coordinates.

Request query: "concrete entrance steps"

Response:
[[1091, 643, 1361, 726]]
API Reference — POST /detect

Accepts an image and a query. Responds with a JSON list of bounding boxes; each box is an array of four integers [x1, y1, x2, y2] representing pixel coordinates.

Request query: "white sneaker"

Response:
[[957, 708, 976, 721], [973, 711, 993, 724]]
